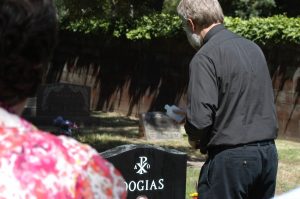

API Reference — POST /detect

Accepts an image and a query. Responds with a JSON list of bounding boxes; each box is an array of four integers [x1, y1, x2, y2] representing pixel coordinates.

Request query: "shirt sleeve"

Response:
[[185, 53, 218, 146], [75, 154, 127, 199]]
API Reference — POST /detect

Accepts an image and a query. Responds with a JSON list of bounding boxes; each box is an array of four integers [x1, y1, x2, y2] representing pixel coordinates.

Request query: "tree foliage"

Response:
[[157, 0, 277, 18], [55, 0, 165, 21], [220, 0, 276, 18], [275, 0, 300, 17], [55, 0, 279, 21]]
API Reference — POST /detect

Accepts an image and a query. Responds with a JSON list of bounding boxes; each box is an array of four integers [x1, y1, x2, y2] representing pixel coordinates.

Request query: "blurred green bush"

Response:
[[63, 14, 300, 45]]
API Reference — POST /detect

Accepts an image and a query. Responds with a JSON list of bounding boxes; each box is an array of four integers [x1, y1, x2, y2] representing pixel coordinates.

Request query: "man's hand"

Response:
[[172, 108, 186, 116], [172, 108, 187, 124], [188, 138, 200, 149]]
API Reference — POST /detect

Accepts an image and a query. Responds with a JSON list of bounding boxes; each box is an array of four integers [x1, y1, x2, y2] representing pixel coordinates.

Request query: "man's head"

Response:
[[177, 0, 224, 49], [0, 0, 57, 107]]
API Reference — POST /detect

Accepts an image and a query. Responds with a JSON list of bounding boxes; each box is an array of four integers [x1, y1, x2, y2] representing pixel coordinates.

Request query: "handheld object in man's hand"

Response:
[[164, 104, 186, 123]]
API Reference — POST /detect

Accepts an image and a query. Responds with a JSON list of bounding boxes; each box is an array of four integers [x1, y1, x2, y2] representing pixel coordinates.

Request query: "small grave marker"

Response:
[[139, 112, 182, 140]]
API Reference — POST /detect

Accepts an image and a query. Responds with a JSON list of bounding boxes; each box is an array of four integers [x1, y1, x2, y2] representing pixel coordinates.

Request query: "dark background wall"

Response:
[[47, 31, 300, 139]]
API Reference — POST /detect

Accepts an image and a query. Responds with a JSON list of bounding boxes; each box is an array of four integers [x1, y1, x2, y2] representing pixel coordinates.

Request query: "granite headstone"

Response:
[[36, 83, 90, 117], [101, 144, 187, 199]]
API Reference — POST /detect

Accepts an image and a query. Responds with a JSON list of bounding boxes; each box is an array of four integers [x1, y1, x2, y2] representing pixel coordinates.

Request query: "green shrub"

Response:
[[126, 13, 182, 39], [224, 16, 300, 45], [63, 14, 300, 45]]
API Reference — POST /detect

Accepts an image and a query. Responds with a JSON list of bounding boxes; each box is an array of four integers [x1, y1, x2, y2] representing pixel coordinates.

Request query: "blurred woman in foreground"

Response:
[[0, 0, 126, 198]]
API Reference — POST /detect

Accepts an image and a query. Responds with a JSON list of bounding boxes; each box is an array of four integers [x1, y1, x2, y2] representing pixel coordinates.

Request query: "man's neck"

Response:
[[201, 23, 221, 38]]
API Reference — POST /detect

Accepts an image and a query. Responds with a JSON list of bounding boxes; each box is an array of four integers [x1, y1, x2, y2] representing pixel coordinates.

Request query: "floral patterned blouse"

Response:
[[0, 107, 127, 199]]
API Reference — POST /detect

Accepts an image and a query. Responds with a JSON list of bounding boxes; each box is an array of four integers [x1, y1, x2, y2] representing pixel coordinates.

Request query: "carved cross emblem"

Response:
[[134, 156, 151, 175]]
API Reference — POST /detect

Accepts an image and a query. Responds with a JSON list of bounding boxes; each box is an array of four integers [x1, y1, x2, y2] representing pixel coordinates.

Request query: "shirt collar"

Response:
[[203, 24, 226, 44]]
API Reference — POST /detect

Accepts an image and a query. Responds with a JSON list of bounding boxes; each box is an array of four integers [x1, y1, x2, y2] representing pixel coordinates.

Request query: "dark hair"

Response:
[[0, 0, 57, 106]]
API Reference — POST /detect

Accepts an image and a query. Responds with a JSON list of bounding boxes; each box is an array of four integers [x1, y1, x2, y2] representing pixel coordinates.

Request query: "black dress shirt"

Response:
[[185, 24, 278, 153]]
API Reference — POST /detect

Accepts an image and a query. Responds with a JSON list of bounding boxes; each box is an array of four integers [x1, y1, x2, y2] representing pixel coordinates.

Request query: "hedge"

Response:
[[64, 14, 300, 45]]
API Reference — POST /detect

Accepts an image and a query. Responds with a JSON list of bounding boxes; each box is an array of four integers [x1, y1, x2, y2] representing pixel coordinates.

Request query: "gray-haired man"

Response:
[[177, 0, 278, 198]]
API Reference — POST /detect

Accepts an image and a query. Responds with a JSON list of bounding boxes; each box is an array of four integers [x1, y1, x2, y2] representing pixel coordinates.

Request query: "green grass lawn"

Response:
[[275, 140, 300, 195], [44, 112, 300, 198]]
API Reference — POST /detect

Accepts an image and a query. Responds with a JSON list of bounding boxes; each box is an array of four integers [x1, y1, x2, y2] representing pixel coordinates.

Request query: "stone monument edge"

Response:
[[101, 144, 187, 159]]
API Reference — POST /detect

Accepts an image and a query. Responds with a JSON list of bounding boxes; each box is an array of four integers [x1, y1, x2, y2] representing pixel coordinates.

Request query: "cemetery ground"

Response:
[[41, 111, 300, 199]]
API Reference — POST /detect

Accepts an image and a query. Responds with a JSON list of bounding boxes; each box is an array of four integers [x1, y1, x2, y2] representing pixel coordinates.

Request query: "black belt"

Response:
[[243, 140, 275, 147], [208, 140, 275, 157]]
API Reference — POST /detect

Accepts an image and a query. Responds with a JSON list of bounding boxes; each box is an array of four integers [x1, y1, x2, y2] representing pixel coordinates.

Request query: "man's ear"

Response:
[[187, 18, 196, 32]]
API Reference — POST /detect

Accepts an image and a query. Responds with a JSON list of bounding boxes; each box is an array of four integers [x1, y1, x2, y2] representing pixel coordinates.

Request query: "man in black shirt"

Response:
[[177, 0, 278, 198]]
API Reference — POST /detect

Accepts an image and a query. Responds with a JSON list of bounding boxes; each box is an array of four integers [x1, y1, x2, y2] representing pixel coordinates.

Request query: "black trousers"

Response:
[[198, 141, 278, 199]]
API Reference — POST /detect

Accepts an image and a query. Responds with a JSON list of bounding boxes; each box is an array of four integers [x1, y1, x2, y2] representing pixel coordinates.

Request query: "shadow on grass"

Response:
[[92, 116, 139, 128], [75, 128, 140, 138], [89, 112, 139, 128]]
